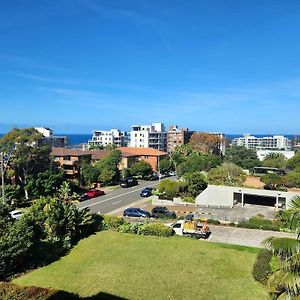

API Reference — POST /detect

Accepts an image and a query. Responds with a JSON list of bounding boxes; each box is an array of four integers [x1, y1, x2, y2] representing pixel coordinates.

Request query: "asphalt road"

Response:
[[77, 179, 159, 214]]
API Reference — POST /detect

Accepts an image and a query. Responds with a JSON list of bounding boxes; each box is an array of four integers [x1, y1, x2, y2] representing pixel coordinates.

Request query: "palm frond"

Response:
[[282, 253, 300, 272], [280, 272, 300, 297], [264, 237, 300, 259], [289, 196, 300, 210]]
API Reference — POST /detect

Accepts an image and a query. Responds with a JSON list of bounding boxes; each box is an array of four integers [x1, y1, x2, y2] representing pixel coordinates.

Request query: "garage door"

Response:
[[244, 194, 276, 207]]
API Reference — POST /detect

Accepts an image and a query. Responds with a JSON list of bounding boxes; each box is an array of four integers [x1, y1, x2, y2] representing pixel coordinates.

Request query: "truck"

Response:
[[170, 219, 211, 239]]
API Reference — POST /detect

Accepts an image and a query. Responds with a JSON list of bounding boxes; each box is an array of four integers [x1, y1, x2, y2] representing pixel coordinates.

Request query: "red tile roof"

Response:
[[118, 147, 167, 157], [51, 147, 110, 160]]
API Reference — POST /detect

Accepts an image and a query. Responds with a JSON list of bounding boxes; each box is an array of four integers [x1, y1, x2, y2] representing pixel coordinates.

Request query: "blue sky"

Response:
[[1, 0, 300, 134]]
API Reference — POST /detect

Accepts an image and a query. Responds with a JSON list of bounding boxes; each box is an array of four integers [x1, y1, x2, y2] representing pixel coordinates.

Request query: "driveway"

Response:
[[207, 225, 297, 248]]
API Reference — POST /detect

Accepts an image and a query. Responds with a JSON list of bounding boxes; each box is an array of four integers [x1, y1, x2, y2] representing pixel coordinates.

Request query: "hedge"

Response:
[[136, 223, 174, 237], [237, 217, 280, 231], [252, 249, 272, 284], [207, 219, 221, 225], [102, 215, 126, 230], [0, 282, 79, 300]]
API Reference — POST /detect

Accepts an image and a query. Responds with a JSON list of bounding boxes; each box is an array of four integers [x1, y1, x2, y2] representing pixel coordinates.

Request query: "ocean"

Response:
[[0, 133, 299, 146]]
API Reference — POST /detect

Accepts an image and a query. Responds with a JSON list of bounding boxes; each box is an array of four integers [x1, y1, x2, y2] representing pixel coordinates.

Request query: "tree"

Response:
[[157, 179, 179, 198], [177, 152, 221, 177], [183, 172, 207, 197], [263, 153, 287, 169], [263, 196, 300, 299], [81, 161, 100, 186], [189, 132, 224, 155], [208, 162, 246, 186], [95, 150, 122, 185], [284, 169, 300, 188], [0, 128, 52, 200], [130, 160, 153, 178], [287, 153, 300, 170], [261, 173, 284, 190], [225, 146, 261, 170], [25, 163, 65, 198], [158, 158, 174, 174]]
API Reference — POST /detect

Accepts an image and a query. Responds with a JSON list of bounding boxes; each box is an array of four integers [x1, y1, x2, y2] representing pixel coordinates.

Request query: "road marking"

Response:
[[79, 182, 158, 209], [112, 200, 122, 205]]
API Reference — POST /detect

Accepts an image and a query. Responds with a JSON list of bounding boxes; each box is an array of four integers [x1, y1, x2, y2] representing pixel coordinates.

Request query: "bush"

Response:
[[207, 219, 220, 225], [0, 282, 79, 300], [117, 223, 139, 234], [182, 196, 195, 203], [237, 217, 280, 231], [252, 249, 272, 284], [137, 223, 174, 237], [229, 222, 236, 227], [102, 215, 126, 230]]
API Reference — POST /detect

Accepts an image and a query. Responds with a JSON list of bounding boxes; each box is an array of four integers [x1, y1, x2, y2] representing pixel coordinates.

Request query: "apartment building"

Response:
[[232, 134, 292, 150], [88, 129, 128, 148], [130, 123, 167, 151], [35, 127, 67, 148], [167, 125, 194, 152]]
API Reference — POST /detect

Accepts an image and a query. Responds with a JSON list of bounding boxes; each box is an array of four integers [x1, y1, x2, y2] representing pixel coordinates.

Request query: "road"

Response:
[[77, 179, 159, 214]]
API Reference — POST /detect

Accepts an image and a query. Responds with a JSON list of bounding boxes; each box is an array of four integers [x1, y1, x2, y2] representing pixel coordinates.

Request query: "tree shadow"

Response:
[[48, 290, 128, 300]]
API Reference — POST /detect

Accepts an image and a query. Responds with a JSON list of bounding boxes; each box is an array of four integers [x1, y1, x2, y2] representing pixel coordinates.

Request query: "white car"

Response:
[[10, 210, 24, 220]]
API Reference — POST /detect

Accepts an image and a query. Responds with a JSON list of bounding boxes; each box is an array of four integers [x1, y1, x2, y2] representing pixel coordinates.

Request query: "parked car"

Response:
[[123, 208, 151, 218], [145, 173, 159, 181], [10, 210, 24, 220], [168, 171, 176, 176], [151, 206, 176, 219], [140, 187, 153, 197], [86, 189, 105, 198], [80, 193, 90, 201], [120, 177, 138, 188]]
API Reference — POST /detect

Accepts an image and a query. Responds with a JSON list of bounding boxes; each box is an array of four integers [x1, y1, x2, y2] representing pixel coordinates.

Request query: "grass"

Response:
[[14, 231, 268, 300]]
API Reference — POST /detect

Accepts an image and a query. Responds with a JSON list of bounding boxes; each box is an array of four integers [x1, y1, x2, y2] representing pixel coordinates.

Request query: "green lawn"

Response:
[[14, 231, 268, 300]]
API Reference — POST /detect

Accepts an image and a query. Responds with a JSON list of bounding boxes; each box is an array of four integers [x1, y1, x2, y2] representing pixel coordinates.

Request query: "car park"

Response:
[[10, 210, 24, 220], [151, 206, 176, 219], [123, 208, 151, 218], [120, 177, 138, 188], [86, 189, 105, 198], [140, 187, 153, 197]]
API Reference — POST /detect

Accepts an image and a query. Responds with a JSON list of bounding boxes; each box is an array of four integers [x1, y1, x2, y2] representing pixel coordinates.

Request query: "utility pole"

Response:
[[1, 152, 5, 204]]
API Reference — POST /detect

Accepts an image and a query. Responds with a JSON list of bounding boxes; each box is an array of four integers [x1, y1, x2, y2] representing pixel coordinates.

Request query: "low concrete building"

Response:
[[196, 185, 300, 209]]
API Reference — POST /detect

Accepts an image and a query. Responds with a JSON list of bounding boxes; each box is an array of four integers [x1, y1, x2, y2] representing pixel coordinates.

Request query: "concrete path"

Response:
[[207, 225, 297, 248]]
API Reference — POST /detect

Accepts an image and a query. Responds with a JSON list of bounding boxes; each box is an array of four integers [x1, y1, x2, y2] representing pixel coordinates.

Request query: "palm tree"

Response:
[[264, 196, 300, 299]]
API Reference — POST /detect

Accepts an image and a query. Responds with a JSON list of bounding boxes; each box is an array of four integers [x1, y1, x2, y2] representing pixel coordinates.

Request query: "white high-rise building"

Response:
[[232, 134, 291, 150], [88, 129, 128, 148], [130, 122, 167, 151]]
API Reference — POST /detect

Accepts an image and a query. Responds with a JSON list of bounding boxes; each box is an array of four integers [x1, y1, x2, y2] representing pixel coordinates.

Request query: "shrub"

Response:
[[137, 223, 174, 237], [269, 256, 280, 273], [237, 217, 280, 231], [0, 282, 79, 300], [229, 222, 236, 227], [252, 249, 272, 284], [182, 196, 195, 203], [207, 219, 220, 225], [117, 223, 139, 234], [102, 215, 126, 230]]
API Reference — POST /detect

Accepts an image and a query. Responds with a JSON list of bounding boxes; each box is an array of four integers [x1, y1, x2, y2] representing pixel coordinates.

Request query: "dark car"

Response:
[[86, 189, 105, 198], [140, 187, 153, 197], [145, 173, 159, 181], [80, 193, 90, 201], [120, 177, 138, 188], [151, 206, 176, 219], [123, 208, 151, 218]]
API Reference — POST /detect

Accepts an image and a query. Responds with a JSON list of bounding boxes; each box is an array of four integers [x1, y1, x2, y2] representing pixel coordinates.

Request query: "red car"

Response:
[[86, 189, 105, 198]]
